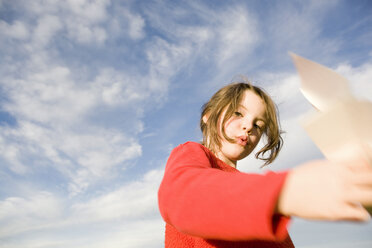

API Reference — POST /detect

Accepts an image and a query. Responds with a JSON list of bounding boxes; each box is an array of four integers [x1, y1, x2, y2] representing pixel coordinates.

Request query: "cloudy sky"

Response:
[[0, 0, 372, 247]]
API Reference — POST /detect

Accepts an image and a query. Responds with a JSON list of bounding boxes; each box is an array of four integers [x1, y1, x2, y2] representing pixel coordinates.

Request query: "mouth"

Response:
[[236, 136, 248, 146]]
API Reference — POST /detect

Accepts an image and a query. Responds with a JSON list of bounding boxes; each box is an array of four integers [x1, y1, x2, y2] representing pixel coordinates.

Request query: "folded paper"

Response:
[[290, 53, 372, 164], [290, 53, 372, 214]]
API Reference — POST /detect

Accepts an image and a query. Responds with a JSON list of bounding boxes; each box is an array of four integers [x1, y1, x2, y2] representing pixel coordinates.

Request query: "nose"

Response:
[[242, 118, 253, 133]]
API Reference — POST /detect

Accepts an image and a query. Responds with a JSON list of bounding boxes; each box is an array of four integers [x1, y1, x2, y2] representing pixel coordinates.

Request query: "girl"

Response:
[[158, 81, 372, 248]]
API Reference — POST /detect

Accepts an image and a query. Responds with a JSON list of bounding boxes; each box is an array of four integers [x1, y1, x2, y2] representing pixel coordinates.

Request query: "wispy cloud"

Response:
[[0, 20, 29, 40], [0, 0, 371, 247], [0, 168, 163, 247], [0, 55, 144, 194], [0, 0, 184, 196]]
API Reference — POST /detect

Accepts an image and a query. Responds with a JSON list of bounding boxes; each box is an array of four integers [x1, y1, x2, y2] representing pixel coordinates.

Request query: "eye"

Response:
[[234, 111, 242, 117], [254, 123, 264, 130]]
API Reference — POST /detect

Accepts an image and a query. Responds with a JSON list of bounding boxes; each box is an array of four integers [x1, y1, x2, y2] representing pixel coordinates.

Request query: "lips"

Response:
[[236, 135, 248, 146]]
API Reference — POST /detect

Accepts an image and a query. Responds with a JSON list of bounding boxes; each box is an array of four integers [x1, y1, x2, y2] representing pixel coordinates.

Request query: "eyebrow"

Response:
[[237, 105, 266, 123]]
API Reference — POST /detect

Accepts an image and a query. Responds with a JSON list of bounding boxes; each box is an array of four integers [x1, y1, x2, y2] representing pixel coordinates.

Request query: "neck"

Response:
[[215, 152, 237, 168]]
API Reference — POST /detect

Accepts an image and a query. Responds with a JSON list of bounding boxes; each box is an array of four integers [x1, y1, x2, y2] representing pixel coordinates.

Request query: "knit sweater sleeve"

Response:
[[158, 142, 291, 241]]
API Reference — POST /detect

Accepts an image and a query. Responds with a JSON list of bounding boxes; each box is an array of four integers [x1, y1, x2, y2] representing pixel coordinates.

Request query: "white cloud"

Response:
[[27, 0, 62, 15], [143, 2, 259, 76], [180, 26, 212, 44], [215, 7, 258, 66], [93, 68, 147, 106], [78, 218, 164, 248], [71, 169, 163, 221], [335, 62, 372, 101], [0, 133, 28, 174], [0, 118, 143, 194], [32, 15, 63, 48], [0, 0, 193, 196], [266, 0, 340, 52], [108, 7, 146, 41], [65, 132, 142, 194], [1, 1, 371, 247], [0, 53, 146, 193], [24, 0, 110, 45], [0, 191, 63, 237], [122, 9, 146, 40], [0, 20, 29, 40], [25, 0, 109, 24], [257, 72, 301, 104], [0, 168, 165, 247], [65, 20, 107, 44], [66, 0, 109, 23], [63, 0, 109, 44], [146, 37, 192, 96], [3, 65, 96, 125]]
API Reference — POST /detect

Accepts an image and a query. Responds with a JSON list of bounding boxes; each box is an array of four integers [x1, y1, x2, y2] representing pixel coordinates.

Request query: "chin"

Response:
[[231, 152, 249, 161], [236, 154, 249, 161]]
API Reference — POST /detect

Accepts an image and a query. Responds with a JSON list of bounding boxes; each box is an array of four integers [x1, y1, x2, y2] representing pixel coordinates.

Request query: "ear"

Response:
[[202, 114, 209, 124]]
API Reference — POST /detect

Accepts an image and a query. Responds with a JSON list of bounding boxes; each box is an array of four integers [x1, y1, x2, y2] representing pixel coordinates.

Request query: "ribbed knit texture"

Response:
[[158, 142, 295, 248], [165, 224, 294, 248]]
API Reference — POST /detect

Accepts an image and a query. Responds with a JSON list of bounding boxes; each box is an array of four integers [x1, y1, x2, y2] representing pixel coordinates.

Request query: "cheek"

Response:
[[224, 118, 238, 133], [221, 122, 229, 137], [250, 133, 262, 145]]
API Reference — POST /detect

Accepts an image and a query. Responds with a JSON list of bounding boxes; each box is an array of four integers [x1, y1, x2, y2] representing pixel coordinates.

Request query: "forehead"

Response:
[[238, 90, 266, 120]]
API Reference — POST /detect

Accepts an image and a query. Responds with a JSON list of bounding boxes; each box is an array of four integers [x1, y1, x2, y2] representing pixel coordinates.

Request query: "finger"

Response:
[[349, 194, 372, 206], [349, 172, 372, 187], [342, 203, 371, 222], [345, 159, 372, 172], [362, 143, 372, 168], [346, 186, 372, 205], [340, 144, 372, 170]]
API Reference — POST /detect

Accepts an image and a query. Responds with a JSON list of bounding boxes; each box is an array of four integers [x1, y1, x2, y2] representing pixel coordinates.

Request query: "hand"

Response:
[[277, 158, 372, 221]]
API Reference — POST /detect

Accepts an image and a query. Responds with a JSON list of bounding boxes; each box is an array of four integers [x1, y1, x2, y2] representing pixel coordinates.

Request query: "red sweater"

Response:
[[158, 142, 294, 248]]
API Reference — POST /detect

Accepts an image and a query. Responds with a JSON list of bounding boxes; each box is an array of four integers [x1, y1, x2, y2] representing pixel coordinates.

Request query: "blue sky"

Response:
[[0, 0, 372, 247]]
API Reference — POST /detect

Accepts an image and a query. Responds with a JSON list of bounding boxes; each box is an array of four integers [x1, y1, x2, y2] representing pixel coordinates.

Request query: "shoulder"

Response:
[[171, 141, 208, 155], [166, 141, 214, 167], [178, 141, 205, 149]]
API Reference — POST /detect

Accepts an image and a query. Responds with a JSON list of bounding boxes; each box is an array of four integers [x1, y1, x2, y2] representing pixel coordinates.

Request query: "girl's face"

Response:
[[216, 90, 266, 167]]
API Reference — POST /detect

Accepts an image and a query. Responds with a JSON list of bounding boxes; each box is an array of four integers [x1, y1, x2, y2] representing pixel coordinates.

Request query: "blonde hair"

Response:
[[200, 81, 283, 166]]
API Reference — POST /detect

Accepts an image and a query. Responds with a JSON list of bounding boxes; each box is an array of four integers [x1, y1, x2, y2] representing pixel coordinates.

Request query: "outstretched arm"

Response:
[[277, 157, 372, 221]]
